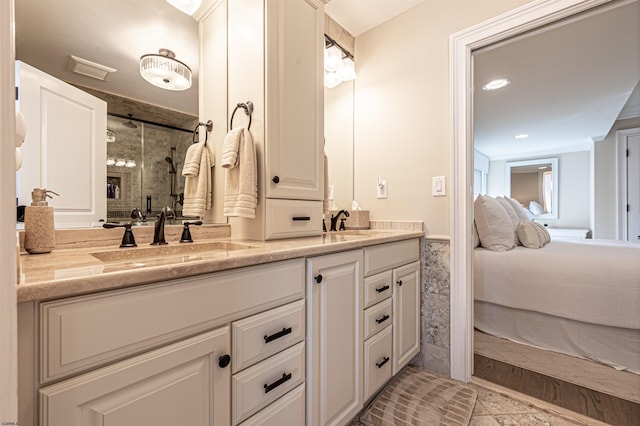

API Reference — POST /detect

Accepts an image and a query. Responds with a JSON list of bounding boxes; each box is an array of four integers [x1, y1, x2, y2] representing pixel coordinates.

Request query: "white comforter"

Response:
[[474, 239, 640, 330]]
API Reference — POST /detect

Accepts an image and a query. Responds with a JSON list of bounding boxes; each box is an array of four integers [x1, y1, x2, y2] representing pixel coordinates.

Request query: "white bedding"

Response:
[[474, 239, 640, 330]]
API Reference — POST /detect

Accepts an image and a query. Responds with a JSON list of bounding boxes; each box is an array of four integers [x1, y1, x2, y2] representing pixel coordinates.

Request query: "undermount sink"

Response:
[[322, 230, 391, 242], [91, 241, 258, 263]]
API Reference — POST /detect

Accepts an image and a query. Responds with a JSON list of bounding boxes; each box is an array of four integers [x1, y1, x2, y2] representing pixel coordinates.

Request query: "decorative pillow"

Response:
[[473, 221, 480, 248], [474, 195, 515, 251], [496, 196, 521, 246], [531, 222, 551, 243], [516, 220, 545, 248], [529, 201, 545, 215], [506, 197, 531, 222]]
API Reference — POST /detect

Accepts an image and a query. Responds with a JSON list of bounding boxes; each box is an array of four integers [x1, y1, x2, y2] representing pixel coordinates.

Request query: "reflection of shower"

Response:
[[166, 148, 179, 213]]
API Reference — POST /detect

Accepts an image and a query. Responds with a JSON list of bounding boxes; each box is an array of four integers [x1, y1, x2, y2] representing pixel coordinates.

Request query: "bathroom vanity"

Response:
[[17, 228, 421, 426]]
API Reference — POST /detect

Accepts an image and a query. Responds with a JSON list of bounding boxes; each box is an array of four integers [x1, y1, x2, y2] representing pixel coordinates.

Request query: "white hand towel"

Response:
[[182, 140, 213, 218], [223, 127, 257, 219], [323, 152, 329, 215]]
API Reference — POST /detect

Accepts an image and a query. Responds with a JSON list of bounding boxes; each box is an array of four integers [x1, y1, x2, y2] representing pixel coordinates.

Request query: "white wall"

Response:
[[487, 151, 591, 229], [594, 116, 640, 239], [352, 0, 531, 237]]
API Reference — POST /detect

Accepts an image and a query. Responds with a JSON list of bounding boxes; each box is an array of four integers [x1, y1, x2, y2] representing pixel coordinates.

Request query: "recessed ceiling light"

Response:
[[514, 133, 530, 139], [482, 78, 510, 91]]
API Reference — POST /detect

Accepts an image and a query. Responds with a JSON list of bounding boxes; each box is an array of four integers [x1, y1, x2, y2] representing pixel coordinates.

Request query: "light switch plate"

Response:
[[377, 178, 388, 199], [432, 176, 446, 196]]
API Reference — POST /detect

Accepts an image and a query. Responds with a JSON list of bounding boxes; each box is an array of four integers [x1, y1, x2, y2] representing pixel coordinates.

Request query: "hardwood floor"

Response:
[[474, 331, 640, 426]]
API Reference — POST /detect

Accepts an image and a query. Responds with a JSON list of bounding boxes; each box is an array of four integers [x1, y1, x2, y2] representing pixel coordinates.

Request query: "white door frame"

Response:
[[449, 0, 617, 382], [616, 127, 640, 240], [0, 0, 17, 421]]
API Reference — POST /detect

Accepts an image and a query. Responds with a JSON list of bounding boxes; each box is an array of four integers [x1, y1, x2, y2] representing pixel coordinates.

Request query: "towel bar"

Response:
[[192, 120, 213, 146], [230, 101, 253, 130]]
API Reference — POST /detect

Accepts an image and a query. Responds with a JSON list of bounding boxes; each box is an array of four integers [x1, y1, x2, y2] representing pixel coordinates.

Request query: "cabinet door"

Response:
[[40, 327, 231, 426], [392, 261, 420, 375], [265, 0, 324, 201], [307, 250, 363, 426]]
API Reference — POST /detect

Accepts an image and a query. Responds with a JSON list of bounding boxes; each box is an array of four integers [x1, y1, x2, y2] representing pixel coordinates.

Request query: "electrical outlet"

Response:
[[377, 178, 388, 199]]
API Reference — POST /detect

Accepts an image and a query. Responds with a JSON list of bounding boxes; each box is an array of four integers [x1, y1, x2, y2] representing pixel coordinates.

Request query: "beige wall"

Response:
[[352, 0, 531, 237], [594, 116, 640, 238]]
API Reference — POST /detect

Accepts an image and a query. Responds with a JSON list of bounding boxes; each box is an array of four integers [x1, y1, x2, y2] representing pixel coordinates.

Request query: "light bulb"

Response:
[[338, 57, 356, 81], [324, 46, 343, 72], [115, 158, 126, 167], [106, 157, 116, 166], [324, 71, 341, 89]]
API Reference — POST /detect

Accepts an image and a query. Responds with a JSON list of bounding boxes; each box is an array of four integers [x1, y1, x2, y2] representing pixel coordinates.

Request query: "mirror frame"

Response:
[[505, 157, 558, 219]]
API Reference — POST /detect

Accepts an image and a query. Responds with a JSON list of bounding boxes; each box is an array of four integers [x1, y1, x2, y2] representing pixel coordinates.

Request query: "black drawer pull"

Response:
[[376, 356, 390, 369], [264, 327, 292, 343], [375, 285, 390, 293], [272, 176, 280, 184], [264, 372, 292, 394], [292, 216, 311, 221], [218, 354, 231, 368], [397, 280, 403, 286], [315, 274, 323, 284], [375, 314, 390, 324]]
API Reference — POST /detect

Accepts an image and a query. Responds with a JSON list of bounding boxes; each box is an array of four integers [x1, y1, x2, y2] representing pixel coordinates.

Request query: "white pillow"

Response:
[[496, 196, 521, 246], [473, 221, 480, 248], [529, 201, 544, 215], [516, 220, 545, 248], [474, 195, 515, 252], [506, 197, 531, 222]]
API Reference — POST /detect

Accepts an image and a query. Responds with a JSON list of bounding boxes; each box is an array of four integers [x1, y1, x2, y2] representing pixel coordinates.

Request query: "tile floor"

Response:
[[468, 379, 606, 426]]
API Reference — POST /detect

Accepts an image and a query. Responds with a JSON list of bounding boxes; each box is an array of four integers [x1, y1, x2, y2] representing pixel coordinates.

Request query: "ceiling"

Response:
[[325, 0, 427, 37], [473, 0, 640, 160]]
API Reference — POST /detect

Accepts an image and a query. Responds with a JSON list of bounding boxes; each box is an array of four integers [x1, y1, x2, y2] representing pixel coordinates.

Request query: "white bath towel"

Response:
[[222, 127, 257, 219], [182, 140, 214, 218], [323, 152, 329, 215]]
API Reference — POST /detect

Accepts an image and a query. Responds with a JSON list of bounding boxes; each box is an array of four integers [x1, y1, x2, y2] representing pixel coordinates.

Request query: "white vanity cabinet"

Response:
[[226, 0, 325, 240], [306, 249, 363, 426], [19, 259, 306, 426]]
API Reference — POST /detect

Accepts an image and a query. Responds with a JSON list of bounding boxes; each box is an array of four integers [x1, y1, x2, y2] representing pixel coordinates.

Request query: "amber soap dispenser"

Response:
[[24, 188, 59, 254]]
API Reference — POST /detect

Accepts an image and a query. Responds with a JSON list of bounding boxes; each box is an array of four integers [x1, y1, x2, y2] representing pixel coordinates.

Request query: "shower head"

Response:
[[122, 114, 137, 129], [165, 157, 176, 173]]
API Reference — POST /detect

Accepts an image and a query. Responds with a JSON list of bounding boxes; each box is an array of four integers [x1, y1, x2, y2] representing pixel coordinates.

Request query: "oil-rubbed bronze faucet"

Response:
[[151, 206, 175, 245], [330, 210, 350, 232]]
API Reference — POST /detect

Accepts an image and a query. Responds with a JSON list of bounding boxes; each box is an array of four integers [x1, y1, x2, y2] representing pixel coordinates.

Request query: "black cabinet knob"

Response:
[[218, 354, 231, 368], [272, 176, 280, 184], [397, 280, 403, 286], [315, 274, 323, 284]]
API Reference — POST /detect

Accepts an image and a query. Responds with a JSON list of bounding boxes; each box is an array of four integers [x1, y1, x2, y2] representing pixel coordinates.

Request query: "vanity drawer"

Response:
[[40, 259, 304, 383], [364, 326, 392, 402], [363, 239, 419, 276], [363, 270, 392, 309], [239, 384, 305, 426], [232, 299, 305, 373], [363, 298, 392, 341], [265, 199, 323, 240], [232, 342, 305, 425]]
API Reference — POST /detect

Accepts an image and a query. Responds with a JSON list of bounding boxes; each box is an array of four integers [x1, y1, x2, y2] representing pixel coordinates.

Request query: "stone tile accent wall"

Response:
[[413, 237, 451, 376]]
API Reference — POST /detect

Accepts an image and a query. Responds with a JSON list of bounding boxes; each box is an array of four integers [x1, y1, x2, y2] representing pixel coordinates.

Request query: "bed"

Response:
[[474, 238, 640, 374]]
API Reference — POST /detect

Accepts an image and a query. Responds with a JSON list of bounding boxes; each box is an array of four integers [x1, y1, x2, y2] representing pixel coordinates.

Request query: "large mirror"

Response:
[[505, 158, 558, 219], [16, 0, 356, 227]]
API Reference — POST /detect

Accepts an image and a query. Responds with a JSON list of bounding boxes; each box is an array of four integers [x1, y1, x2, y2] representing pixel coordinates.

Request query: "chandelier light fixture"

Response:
[[139, 49, 192, 91], [324, 36, 356, 89]]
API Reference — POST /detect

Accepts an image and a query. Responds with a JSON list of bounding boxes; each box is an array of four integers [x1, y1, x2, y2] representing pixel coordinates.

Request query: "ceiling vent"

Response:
[[67, 55, 117, 81]]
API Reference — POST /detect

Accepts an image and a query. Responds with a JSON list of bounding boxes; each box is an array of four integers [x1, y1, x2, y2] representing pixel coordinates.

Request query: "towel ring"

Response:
[[230, 101, 253, 130], [192, 120, 213, 146]]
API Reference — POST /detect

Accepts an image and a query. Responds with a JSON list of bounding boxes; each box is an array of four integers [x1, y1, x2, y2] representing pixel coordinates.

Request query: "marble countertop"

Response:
[[17, 229, 423, 303]]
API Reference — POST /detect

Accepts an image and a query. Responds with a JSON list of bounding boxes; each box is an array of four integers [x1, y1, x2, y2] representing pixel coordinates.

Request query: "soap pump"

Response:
[[24, 188, 59, 254]]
